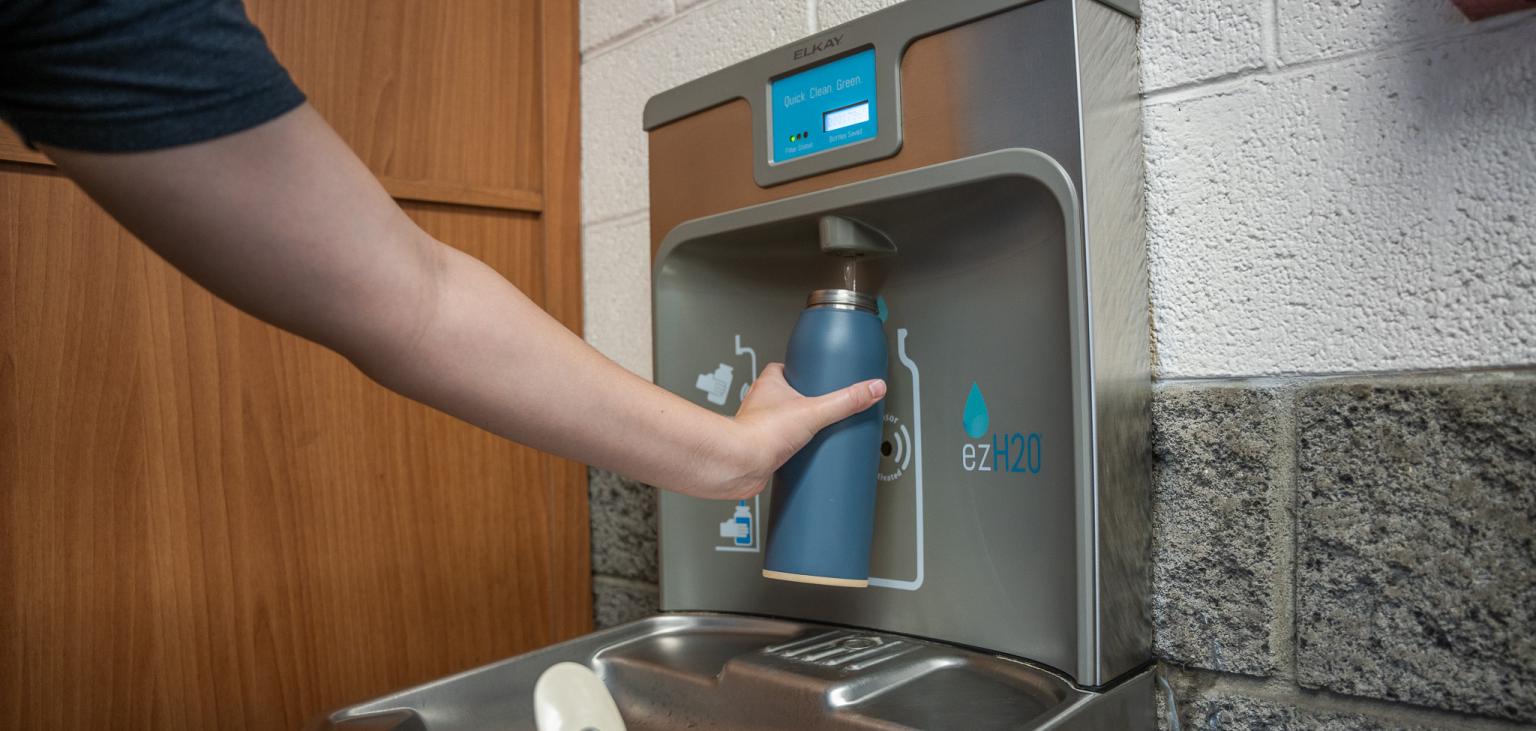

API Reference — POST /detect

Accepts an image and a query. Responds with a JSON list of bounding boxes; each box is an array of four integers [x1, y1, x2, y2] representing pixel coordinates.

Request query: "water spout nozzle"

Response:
[[819, 215, 896, 258]]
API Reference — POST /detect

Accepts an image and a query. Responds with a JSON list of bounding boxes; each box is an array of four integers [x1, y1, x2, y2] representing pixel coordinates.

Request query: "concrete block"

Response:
[[818, 0, 906, 29], [582, 215, 654, 379], [1138, 0, 1265, 91], [1176, 695, 1436, 730], [1145, 18, 1536, 378], [1277, 0, 1471, 65], [1295, 375, 1536, 722], [1159, 665, 1532, 730], [1161, 671, 1435, 730], [1151, 384, 1293, 676], [589, 467, 660, 583], [581, 0, 671, 53], [581, 0, 810, 224], [594, 576, 660, 629]]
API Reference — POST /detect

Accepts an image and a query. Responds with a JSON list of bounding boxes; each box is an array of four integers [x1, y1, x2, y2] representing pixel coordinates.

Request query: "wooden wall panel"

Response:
[[538, 0, 583, 334], [0, 0, 549, 212], [1, 1, 586, 726], [0, 132, 46, 167], [247, 0, 546, 211], [1, 166, 587, 730]]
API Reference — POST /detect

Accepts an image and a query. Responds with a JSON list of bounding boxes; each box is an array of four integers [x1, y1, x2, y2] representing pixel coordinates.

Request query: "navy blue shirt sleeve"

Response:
[[0, 0, 306, 152]]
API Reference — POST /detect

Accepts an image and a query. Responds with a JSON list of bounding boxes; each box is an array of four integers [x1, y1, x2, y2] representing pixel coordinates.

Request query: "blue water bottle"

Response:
[[763, 288, 887, 587]]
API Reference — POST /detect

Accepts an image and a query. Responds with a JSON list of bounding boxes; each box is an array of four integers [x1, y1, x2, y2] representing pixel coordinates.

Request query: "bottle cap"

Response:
[[807, 288, 877, 313]]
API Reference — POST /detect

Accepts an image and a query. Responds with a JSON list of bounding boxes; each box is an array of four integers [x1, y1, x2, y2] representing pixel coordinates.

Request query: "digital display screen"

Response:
[[770, 48, 878, 163], [823, 101, 870, 132]]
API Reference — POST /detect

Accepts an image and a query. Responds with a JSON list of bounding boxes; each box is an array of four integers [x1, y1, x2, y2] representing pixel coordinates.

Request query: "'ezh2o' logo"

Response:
[[960, 382, 1042, 475]]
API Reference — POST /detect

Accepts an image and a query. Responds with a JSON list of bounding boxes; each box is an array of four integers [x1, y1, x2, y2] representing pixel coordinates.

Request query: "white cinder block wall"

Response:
[[580, 0, 1536, 381]]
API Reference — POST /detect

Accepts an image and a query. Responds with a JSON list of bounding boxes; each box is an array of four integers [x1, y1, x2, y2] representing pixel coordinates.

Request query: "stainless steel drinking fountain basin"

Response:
[[314, 614, 1153, 731]]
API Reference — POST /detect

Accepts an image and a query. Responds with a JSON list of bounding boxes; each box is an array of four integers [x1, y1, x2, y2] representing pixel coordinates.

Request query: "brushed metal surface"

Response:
[[312, 3, 1153, 727], [1072, 0, 1152, 684], [646, 0, 1150, 691], [653, 150, 1090, 678], [641, 0, 1140, 141], [646, 0, 1084, 254], [313, 614, 1153, 731], [643, 0, 1127, 186]]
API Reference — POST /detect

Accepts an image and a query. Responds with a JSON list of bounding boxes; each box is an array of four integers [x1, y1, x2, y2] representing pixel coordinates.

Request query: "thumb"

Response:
[[804, 379, 887, 431]]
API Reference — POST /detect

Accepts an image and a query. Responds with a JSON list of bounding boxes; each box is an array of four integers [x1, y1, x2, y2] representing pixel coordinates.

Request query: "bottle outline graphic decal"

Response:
[[868, 327, 924, 591], [963, 382, 989, 439], [733, 335, 758, 403]]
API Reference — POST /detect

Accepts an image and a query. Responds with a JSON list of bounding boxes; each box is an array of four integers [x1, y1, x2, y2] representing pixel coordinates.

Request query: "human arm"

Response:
[[41, 104, 883, 499]]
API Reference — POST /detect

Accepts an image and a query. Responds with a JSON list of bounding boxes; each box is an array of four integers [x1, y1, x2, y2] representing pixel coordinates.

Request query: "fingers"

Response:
[[805, 379, 887, 430]]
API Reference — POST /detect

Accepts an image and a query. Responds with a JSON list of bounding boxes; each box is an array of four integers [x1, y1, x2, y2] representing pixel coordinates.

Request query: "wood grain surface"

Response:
[[0, 0, 588, 727], [248, 0, 547, 207], [0, 0, 550, 215]]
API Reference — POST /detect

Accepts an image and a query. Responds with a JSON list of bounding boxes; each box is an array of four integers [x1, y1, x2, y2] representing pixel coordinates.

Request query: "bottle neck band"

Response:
[[806, 288, 876, 313]]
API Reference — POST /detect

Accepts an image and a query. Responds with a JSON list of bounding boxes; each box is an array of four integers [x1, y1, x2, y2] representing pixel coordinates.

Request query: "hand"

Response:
[[704, 363, 886, 501]]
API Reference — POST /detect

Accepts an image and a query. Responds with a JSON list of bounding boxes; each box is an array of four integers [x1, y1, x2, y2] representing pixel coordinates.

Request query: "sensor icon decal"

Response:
[[877, 413, 913, 483]]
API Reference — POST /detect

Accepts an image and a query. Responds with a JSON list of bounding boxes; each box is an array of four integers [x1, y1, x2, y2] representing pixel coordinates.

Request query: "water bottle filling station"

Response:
[[320, 0, 1153, 727]]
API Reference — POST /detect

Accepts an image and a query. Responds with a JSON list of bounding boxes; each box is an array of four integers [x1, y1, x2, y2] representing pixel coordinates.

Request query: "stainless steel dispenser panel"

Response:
[[1073, 0, 1154, 683], [654, 150, 1092, 679], [310, 2, 1152, 728], [646, 0, 1151, 688]]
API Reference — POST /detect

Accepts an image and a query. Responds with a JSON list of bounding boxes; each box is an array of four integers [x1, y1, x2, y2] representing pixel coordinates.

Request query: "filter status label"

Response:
[[770, 48, 878, 163]]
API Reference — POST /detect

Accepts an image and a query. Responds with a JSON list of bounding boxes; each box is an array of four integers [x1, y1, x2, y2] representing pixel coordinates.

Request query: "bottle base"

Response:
[[762, 569, 869, 588]]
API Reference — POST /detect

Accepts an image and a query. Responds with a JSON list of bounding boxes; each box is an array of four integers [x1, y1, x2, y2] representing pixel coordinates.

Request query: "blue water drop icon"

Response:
[[963, 382, 990, 439], [876, 295, 889, 323]]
